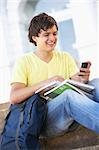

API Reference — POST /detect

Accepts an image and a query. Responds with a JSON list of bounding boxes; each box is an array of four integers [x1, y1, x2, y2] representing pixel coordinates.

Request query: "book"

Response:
[[35, 80, 95, 100]]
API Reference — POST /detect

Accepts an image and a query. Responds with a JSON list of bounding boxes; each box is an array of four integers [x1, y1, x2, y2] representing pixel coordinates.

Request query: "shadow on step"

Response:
[[40, 124, 99, 149]]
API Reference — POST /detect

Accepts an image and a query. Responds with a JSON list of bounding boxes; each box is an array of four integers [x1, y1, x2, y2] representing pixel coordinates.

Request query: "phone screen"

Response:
[[81, 62, 88, 68]]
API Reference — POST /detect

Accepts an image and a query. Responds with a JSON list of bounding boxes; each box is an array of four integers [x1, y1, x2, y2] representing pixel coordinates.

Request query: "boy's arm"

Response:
[[10, 75, 64, 104]]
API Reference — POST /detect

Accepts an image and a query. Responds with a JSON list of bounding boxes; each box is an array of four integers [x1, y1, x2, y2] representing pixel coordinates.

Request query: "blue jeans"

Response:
[[41, 78, 99, 137]]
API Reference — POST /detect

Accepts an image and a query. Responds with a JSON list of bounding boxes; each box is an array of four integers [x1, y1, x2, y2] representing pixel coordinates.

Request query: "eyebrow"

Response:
[[43, 30, 58, 34]]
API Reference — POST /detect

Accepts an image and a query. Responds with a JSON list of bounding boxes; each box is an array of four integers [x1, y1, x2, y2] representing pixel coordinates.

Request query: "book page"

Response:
[[67, 80, 95, 92]]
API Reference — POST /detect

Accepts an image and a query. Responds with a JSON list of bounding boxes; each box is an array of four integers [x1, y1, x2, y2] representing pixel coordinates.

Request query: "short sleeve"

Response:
[[11, 56, 28, 85]]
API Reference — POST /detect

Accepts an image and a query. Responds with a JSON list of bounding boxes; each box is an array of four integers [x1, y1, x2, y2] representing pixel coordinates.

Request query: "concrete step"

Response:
[[74, 145, 99, 150], [0, 102, 99, 150]]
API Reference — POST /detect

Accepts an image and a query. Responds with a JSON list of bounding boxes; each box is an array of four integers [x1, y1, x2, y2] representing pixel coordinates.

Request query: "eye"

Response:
[[44, 33, 49, 37], [53, 32, 58, 36]]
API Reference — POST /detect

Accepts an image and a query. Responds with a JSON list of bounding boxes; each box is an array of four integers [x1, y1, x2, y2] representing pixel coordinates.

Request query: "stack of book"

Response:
[[35, 80, 95, 100]]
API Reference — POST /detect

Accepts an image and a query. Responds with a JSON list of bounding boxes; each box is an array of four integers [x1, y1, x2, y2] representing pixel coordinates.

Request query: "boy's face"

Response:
[[32, 25, 58, 52]]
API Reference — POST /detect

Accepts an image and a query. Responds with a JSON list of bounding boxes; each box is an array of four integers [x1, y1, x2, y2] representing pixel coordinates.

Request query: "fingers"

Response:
[[71, 71, 90, 84], [54, 75, 65, 82], [49, 75, 64, 83], [79, 69, 90, 76]]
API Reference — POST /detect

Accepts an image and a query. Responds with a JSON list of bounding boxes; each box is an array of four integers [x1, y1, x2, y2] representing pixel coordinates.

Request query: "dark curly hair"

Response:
[[28, 13, 58, 46]]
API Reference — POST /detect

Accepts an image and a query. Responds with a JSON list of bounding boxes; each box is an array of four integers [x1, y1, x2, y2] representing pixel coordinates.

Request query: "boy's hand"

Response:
[[71, 61, 91, 83], [49, 75, 65, 83]]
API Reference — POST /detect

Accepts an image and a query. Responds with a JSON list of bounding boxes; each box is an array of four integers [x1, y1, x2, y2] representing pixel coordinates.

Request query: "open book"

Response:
[[35, 80, 95, 100]]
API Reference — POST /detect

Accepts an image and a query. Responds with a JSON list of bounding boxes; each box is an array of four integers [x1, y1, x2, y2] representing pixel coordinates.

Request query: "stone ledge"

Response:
[[74, 145, 99, 150], [0, 102, 10, 133], [40, 125, 99, 149], [0, 102, 99, 150]]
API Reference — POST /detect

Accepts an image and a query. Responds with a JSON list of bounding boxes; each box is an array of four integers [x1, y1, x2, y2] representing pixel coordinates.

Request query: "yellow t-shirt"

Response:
[[11, 50, 78, 86]]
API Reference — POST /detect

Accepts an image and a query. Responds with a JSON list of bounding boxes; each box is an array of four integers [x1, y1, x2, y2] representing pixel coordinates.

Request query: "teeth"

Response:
[[48, 44, 54, 45], [47, 43, 54, 45]]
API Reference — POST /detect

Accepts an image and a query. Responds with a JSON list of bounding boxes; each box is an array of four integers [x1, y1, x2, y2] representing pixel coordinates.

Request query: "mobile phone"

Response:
[[81, 62, 88, 68], [79, 62, 88, 75]]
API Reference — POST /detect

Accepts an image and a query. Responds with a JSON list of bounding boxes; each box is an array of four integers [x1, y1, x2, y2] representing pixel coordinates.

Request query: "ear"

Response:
[[32, 36, 37, 42]]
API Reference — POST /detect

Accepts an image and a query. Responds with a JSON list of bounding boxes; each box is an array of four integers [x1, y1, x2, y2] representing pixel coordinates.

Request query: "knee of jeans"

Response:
[[62, 89, 77, 106], [63, 89, 77, 98], [63, 89, 82, 106]]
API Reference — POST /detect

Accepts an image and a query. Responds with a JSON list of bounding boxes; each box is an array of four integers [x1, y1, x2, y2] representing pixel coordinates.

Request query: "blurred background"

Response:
[[0, 0, 98, 103]]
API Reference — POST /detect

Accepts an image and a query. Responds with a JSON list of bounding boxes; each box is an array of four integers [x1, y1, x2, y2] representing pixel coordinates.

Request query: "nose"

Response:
[[49, 34, 56, 41]]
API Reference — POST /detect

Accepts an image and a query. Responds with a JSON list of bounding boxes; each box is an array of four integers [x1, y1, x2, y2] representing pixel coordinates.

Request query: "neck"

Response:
[[34, 50, 53, 63]]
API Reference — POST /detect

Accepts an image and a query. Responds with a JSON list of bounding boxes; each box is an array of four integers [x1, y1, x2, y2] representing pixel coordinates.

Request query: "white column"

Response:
[[69, 0, 98, 79], [7, 0, 23, 59], [0, 0, 10, 103], [0, 0, 23, 103]]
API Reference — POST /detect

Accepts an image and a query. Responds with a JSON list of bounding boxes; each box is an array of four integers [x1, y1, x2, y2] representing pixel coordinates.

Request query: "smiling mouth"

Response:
[[47, 44, 55, 48], [47, 42, 56, 46]]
